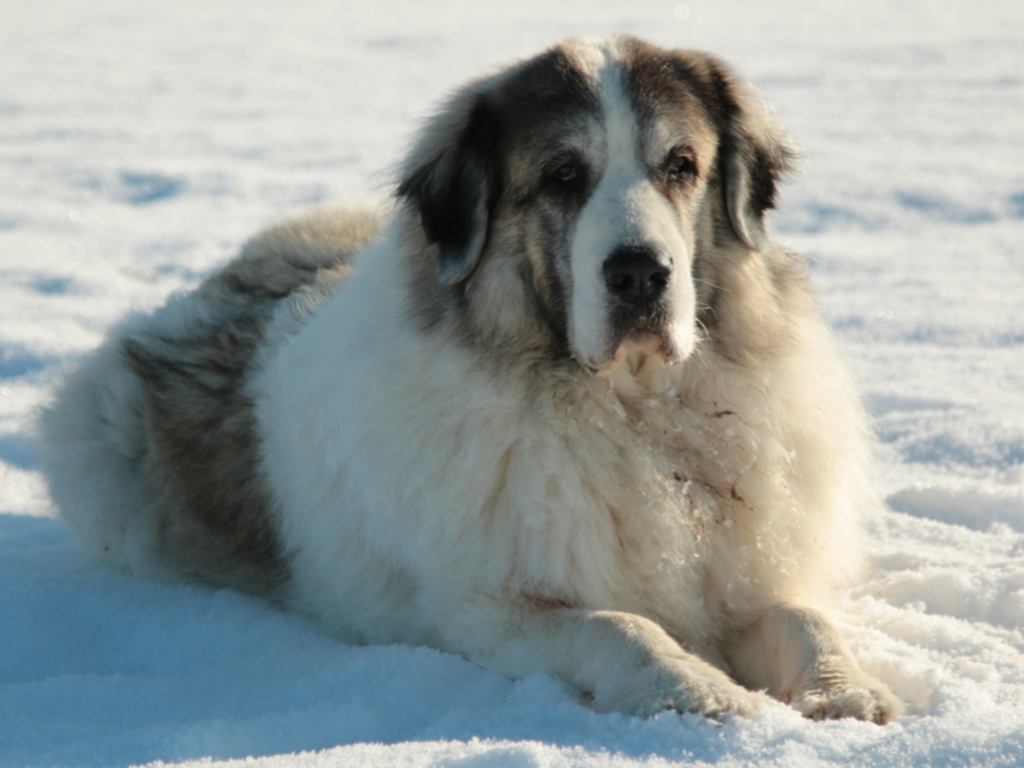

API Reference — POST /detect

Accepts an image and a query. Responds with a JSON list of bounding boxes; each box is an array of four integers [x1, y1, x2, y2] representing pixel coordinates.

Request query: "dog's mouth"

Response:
[[601, 330, 671, 372], [581, 318, 680, 375]]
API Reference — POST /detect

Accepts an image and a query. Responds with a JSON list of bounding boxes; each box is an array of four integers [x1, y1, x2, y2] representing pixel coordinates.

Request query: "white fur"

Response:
[[567, 45, 696, 369]]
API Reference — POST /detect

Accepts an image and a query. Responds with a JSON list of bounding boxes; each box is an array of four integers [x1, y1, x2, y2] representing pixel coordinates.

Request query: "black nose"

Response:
[[602, 245, 671, 304]]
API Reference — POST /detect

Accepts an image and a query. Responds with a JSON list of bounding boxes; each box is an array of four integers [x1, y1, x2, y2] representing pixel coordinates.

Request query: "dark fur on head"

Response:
[[396, 48, 600, 290], [397, 99, 502, 286], [397, 38, 797, 298], [621, 38, 798, 253]]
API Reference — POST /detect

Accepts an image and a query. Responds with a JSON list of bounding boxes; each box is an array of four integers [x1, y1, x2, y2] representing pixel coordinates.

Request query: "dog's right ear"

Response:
[[397, 97, 501, 286], [709, 60, 798, 253]]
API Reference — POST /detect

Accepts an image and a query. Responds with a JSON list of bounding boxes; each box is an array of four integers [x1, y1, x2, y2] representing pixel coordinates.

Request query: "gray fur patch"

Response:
[[123, 301, 287, 597], [120, 206, 380, 598]]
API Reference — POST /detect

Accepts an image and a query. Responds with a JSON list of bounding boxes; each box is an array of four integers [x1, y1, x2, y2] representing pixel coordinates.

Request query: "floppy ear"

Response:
[[715, 70, 798, 252], [397, 98, 501, 286]]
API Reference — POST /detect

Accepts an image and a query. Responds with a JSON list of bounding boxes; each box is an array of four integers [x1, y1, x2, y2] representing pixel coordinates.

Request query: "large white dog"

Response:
[[40, 35, 900, 723]]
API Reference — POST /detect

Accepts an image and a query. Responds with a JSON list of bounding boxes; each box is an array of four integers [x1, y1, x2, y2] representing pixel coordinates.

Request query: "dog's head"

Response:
[[398, 35, 796, 374]]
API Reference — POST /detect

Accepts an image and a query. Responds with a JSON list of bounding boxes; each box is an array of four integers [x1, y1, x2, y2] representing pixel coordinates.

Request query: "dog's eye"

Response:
[[550, 163, 578, 183], [542, 157, 585, 197], [667, 149, 697, 178]]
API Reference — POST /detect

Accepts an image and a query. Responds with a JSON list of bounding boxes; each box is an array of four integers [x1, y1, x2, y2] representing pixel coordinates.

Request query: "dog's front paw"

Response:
[[791, 666, 902, 724], [667, 672, 766, 720], [596, 652, 766, 719]]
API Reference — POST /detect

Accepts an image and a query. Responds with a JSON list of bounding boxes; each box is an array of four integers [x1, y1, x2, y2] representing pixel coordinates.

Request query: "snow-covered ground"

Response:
[[2, 1, 1023, 766]]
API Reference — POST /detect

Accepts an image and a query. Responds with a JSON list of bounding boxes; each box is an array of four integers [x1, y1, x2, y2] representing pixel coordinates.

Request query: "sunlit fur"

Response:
[[39, 35, 901, 723]]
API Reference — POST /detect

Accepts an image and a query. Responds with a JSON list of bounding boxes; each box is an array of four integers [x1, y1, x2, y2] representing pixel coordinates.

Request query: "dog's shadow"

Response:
[[0, 513, 760, 767]]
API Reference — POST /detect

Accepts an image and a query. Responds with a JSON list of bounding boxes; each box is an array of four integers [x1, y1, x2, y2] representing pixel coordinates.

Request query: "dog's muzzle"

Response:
[[591, 244, 678, 370]]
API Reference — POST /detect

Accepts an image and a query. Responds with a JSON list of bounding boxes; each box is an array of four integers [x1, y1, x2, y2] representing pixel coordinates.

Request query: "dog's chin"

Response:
[[582, 330, 683, 377]]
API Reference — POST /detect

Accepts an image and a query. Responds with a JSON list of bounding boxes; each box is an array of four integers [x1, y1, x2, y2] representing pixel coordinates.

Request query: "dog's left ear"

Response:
[[712, 64, 798, 252], [397, 97, 500, 286]]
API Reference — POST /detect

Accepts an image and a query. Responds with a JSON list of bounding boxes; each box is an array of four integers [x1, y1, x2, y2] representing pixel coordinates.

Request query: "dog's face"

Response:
[[399, 36, 794, 374]]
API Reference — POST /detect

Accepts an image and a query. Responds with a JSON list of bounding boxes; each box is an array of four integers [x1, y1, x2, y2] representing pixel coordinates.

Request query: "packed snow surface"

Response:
[[2, 1, 1023, 766]]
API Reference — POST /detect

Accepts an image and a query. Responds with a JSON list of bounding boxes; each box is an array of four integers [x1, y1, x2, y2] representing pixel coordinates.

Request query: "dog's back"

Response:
[[38, 205, 381, 596]]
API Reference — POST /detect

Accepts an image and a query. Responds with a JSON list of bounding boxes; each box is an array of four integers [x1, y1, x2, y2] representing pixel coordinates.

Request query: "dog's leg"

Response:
[[725, 604, 901, 723], [448, 603, 765, 718]]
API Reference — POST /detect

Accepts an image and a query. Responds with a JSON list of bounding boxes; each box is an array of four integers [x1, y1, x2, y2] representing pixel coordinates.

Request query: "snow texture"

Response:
[[2, 1, 1023, 766]]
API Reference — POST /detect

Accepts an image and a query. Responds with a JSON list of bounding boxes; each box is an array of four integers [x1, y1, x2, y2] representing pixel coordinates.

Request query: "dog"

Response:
[[39, 35, 901, 723]]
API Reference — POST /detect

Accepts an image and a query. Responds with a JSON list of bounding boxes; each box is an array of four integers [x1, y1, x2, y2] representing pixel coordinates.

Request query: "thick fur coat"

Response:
[[40, 35, 900, 722]]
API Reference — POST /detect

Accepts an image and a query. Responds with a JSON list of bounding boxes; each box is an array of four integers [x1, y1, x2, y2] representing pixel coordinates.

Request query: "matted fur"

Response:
[[39, 36, 900, 722]]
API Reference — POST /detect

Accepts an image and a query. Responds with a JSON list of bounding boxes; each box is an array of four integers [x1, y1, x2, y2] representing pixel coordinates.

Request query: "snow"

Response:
[[2, 0, 1023, 766]]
